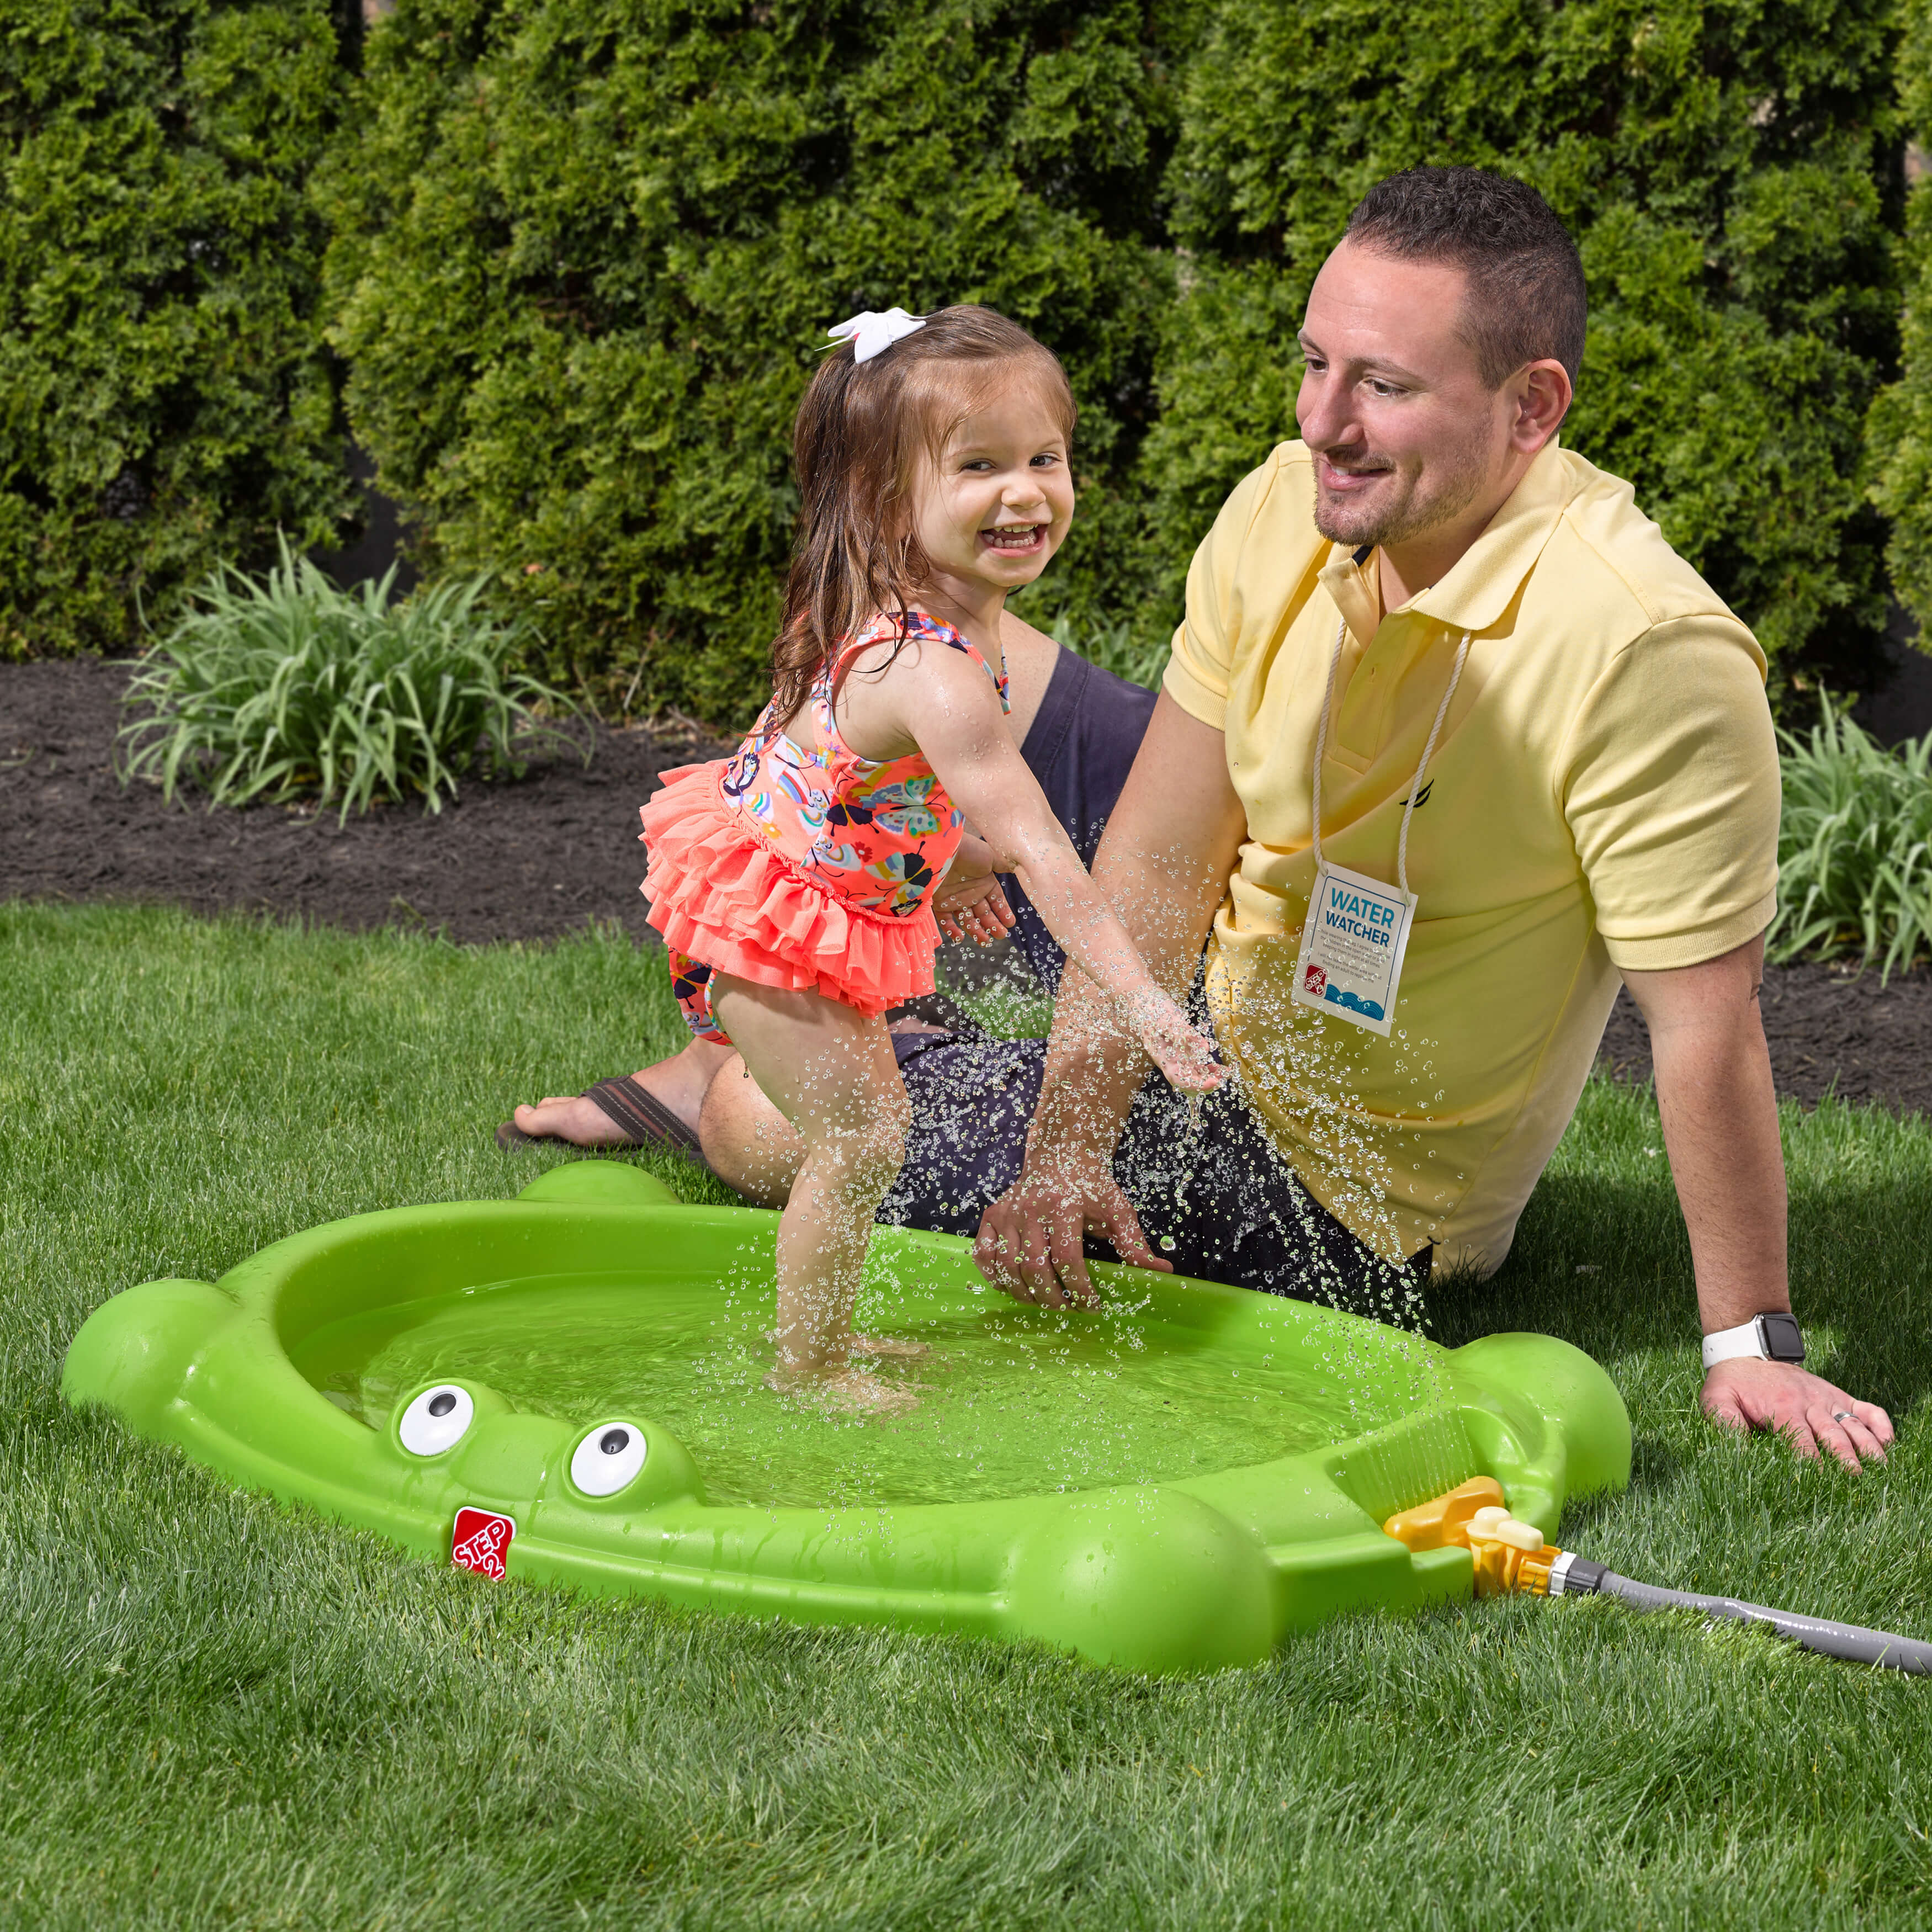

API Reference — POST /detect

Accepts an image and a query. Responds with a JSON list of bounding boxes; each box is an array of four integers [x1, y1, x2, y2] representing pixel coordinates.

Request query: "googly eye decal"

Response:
[[570, 1422, 647, 1497], [399, 1384, 474, 1457]]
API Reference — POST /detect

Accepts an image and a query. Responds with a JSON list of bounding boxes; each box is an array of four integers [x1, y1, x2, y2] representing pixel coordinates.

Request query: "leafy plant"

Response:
[[1770, 698, 1932, 979], [14, 1, 1916, 714], [120, 542, 585, 820], [1048, 614, 1171, 692], [1867, 0, 1932, 625], [315, 0, 1905, 726]]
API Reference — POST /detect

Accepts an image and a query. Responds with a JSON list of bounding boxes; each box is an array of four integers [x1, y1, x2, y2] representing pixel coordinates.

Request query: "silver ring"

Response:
[[1832, 1410, 1854, 1425]]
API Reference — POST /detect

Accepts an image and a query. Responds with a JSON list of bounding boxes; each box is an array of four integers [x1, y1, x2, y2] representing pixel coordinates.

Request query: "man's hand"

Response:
[[1702, 1358, 1894, 1471], [1626, 936, 1894, 1469], [972, 694, 1246, 1310], [974, 1150, 1171, 1308]]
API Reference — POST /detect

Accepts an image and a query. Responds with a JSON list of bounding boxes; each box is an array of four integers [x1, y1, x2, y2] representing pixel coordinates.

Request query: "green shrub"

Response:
[[1867, 0, 1932, 631], [6, 2, 1917, 709], [316, 0, 1181, 728], [120, 539, 582, 820], [316, 1, 1904, 724], [1770, 698, 1932, 979], [0, 0, 359, 658], [1143, 0, 1905, 700]]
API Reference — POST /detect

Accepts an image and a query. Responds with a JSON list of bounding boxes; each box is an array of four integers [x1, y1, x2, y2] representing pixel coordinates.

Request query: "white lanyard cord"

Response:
[[1311, 614, 1472, 898]]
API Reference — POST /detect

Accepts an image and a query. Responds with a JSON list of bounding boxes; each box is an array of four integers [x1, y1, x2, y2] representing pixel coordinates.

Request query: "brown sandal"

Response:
[[496, 1075, 714, 1175]]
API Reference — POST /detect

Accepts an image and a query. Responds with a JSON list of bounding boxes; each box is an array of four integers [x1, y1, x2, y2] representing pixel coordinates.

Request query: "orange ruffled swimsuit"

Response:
[[639, 610, 1009, 1044]]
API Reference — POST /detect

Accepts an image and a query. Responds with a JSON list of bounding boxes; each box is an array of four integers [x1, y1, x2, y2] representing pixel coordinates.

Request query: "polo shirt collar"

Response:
[[1317, 437, 1574, 640]]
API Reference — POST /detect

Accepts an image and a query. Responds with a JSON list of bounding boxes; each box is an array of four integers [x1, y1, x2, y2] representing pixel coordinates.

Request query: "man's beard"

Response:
[[1312, 445, 1487, 553]]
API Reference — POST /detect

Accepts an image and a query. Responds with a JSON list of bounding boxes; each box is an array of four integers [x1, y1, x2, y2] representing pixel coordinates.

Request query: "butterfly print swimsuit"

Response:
[[638, 611, 1009, 1043]]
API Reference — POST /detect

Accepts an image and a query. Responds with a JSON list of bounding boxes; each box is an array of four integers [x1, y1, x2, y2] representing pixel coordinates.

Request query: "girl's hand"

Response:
[[1127, 989, 1226, 1094], [935, 842, 1017, 946]]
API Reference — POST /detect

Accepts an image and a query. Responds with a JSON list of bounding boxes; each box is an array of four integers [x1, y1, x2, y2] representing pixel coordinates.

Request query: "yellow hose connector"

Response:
[[1382, 1475, 1565, 1597]]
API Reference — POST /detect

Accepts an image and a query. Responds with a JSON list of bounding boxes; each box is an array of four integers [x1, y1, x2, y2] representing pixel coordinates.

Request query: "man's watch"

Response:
[[1701, 1312, 1806, 1372]]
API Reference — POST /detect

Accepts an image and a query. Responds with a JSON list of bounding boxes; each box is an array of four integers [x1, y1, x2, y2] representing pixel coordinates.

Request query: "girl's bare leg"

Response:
[[709, 974, 921, 1413], [699, 1017, 949, 1204]]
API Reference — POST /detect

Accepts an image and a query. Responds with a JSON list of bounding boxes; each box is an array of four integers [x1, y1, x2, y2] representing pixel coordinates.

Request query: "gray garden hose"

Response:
[[1549, 1554, 1932, 1674]]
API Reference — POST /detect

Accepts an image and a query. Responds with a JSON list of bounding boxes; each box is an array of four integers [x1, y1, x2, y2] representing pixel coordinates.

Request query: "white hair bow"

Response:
[[826, 307, 927, 363]]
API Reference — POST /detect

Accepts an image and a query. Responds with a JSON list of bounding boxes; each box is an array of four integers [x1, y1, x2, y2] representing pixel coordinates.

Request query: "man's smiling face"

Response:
[[1295, 238, 1520, 554]]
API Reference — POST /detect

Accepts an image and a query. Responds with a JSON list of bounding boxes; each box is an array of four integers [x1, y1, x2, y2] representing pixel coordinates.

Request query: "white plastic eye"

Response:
[[570, 1422, 647, 1497], [398, 1384, 474, 1456]]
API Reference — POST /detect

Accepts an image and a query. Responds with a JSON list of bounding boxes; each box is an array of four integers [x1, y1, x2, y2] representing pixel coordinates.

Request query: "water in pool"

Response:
[[294, 1252, 1435, 1509]]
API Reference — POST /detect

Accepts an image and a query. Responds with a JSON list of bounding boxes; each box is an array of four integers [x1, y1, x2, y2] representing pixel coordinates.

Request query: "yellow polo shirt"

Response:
[[1163, 438, 1779, 1275]]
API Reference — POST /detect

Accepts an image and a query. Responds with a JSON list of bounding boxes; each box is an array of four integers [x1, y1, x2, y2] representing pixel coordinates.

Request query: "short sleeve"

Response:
[[1561, 615, 1780, 972], [1161, 458, 1276, 730]]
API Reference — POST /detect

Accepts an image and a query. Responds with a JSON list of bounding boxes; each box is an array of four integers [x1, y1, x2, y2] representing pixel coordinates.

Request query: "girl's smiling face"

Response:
[[909, 380, 1074, 601]]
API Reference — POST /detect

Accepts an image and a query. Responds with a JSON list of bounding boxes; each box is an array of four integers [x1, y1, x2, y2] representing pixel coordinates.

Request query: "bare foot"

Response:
[[511, 1036, 731, 1147], [765, 1365, 921, 1416], [510, 1092, 636, 1147], [850, 1334, 928, 1360]]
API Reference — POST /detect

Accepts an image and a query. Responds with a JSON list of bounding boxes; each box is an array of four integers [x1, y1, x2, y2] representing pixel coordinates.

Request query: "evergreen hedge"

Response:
[[316, 0, 1183, 722], [0, 0, 357, 658], [6, 0, 1917, 721], [322, 0, 1906, 722], [1149, 0, 1906, 701], [1869, 0, 1932, 627]]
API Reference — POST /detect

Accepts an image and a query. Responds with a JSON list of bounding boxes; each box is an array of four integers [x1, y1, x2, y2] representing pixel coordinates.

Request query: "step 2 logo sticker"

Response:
[[452, 1506, 516, 1580]]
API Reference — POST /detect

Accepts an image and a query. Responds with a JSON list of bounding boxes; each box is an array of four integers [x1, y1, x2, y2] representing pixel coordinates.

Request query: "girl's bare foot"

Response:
[[762, 1331, 927, 1359], [765, 1364, 921, 1415], [850, 1334, 928, 1360]]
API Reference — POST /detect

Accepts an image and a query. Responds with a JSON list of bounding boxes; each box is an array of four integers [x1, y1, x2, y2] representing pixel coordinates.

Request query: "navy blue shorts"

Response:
[[873, 647, 1432, 1328], [881, 1030, 1431, 1325]]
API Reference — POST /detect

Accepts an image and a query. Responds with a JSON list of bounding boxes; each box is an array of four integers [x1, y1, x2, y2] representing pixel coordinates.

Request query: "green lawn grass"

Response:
[[3, 903, 1929, 1929]]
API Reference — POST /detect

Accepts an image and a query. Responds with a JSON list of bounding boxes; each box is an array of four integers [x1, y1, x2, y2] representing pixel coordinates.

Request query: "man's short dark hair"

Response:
[[1344, 167, 1586, 390]]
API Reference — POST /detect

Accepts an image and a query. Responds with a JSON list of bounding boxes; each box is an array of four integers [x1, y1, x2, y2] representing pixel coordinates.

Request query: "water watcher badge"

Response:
[[1292, 859, 1416, 1037], [1294, 612, 1473, 1041]]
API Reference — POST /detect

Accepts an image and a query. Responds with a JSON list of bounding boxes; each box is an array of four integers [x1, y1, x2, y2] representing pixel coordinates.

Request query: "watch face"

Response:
[[1759, 1311, 1806, 1363]]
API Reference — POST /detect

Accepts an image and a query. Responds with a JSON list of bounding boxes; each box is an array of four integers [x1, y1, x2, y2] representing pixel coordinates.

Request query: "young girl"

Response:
[[640, 304, 1222, 1411]]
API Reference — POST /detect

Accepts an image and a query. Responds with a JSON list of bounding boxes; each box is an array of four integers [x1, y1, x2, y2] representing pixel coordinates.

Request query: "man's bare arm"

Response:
[[973, 694, 1247, 1306], [1623, 935, 1893, 1469]]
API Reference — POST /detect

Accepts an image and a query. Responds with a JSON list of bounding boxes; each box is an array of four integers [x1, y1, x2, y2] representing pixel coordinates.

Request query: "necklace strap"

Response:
[[1311, 614, 1472, 898]]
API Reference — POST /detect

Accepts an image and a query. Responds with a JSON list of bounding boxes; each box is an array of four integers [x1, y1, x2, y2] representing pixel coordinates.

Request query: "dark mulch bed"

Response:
[[1597, 974, 1932, 1118], [1, 657, 712, 947], [6, 657, 1930, 1116]]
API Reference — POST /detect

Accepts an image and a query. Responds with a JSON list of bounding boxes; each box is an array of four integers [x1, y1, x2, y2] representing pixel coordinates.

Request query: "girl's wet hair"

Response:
[[769, 304, 1076, 726]]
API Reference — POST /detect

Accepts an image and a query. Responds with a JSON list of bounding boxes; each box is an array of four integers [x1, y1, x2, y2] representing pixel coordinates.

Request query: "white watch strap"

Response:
[[1702, 1317, 1767, 1371]]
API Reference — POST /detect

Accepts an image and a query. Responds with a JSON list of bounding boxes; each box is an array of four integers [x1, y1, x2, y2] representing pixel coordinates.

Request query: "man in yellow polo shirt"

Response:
[[975, 166, 1890, 1468]]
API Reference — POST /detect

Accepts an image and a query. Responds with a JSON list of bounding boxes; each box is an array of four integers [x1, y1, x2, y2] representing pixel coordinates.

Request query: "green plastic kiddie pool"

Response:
[[62, 1160, 1631, 1673]]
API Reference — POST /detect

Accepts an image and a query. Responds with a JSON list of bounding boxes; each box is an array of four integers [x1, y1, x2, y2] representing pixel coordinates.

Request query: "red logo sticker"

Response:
[[452, 1507, 516, 1580], [1303, 964, 1327, 997]]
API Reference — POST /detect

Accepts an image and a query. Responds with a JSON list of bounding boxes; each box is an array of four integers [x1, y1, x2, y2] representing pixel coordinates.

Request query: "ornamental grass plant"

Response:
[[1771, 699, 1932, 980], [119, 542, 585, 822]]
